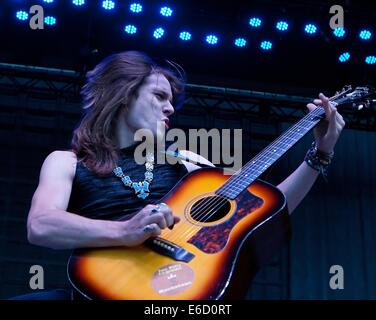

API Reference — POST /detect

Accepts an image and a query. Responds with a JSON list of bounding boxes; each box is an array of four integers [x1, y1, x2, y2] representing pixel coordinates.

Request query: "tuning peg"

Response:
[[354, 100, 370, 111]]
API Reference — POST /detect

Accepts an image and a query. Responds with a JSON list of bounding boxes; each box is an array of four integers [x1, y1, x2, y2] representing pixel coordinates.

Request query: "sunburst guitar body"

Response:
[[68, 167, 291, 299]]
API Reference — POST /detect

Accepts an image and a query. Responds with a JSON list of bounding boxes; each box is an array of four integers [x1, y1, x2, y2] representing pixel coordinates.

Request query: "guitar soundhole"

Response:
[[190, 196, 231, 223]]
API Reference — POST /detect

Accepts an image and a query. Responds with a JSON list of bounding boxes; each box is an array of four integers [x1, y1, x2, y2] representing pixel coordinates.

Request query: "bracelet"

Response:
[[304, 142, 334, 180]]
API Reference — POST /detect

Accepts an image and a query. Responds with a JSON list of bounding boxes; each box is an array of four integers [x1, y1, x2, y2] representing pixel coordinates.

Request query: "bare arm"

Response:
[[27, 151, 126, 249], [276, 162, 319, 214], [27, 151, 178, 250], [277, 93, 345, 215]]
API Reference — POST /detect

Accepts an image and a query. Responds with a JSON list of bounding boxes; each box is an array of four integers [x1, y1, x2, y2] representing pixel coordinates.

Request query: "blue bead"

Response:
[[121, 176, 132, 186], [145, 171, 153, 181], [113, 167, 123, 177], [137, 192, 149, 199]]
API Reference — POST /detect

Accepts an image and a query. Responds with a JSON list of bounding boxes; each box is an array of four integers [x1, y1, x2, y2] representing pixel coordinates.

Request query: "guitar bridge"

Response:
[[144, 237, 195, 263]]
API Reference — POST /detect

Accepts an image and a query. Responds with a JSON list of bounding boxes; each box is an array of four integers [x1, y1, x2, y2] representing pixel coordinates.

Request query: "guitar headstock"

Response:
[[332, 85, 352, 99], [331, 85, 376, 109]]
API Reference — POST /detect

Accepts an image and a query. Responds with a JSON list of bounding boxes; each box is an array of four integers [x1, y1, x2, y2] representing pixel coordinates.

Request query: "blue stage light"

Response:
[[365, 56, 376, 64], [206, 35, 218, 45], [276, 21, 289, 31], [72, 0, 85, 5], [102, 0, 115, 10], [124, 25, 137, 34], [304, 24, 317, 34], [260, 41, 272, 50], [234, 38, 247, 47], [16, 11, 28, 21], [249, 17, 262, 28], [44, 16, 56, 25], [130, 3, 142, 13], [43, 0, 54, 3], [160, 6, 173, 17], [153, 27, 165, 39], [333, 27, 345, 37], [359, 30, 372, 40], [338, 52, 350, 63], [179, 31, 191, 41]]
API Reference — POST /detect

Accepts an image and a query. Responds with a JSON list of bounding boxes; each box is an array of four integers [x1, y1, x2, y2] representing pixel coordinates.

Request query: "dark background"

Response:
[[0, 0, 375, 299], [2, 0, 375, 93]]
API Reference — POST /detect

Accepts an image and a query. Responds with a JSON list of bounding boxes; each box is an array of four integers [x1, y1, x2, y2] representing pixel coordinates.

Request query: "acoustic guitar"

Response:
[[67, 86, 374, 299]]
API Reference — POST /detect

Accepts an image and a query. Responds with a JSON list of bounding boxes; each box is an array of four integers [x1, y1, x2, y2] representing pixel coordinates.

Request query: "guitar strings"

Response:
[[169, 92, 360, 244], [166, 103, 333, 244], [169, 107, 324, 243], [220, 107, 325, 194], [220, 94, 346, 193], [166, 107, 325, 244], [167, 106, 326, 244], [171, 92, 357, 243]]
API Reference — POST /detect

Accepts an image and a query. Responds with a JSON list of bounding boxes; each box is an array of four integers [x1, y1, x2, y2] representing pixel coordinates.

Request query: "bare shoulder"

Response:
[[179, 150, 215, 172], [28, 150, 78, 214], [40, 150, 77, 181]]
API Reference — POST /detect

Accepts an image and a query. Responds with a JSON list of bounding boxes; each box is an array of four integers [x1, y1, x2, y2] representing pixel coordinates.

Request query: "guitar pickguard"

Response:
[[187, 190, 263, 253]]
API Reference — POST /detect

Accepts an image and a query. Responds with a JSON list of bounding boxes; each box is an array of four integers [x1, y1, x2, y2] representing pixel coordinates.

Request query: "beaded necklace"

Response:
[[113, 152, 154, 199]]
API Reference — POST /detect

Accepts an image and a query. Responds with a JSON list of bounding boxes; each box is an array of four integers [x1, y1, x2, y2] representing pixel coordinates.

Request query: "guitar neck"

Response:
[[217, 106, 328, 199], [215, 83, 375, 199]]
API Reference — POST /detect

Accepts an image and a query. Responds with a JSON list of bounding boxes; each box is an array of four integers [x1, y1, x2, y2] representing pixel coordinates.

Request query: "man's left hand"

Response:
[[306, 93, 346, 154]]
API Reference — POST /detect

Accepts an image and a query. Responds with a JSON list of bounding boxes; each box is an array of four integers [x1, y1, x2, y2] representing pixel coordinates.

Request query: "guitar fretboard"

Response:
[[216, 106, 328, 199]]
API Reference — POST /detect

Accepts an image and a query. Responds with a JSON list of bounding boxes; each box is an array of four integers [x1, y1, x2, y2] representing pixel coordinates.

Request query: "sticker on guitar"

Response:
[[151, 263, 195, 296]]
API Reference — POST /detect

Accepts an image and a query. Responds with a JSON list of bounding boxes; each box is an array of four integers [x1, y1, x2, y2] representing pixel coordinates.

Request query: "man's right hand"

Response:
[[119, 203, 180, 247]]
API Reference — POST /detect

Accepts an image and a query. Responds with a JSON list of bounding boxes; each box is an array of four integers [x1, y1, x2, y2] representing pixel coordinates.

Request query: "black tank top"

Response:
[[67, 144, 188, 221]]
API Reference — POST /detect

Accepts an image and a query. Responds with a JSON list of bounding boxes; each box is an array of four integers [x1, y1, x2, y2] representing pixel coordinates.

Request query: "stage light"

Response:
[[130, 3, 142, 13], [333, 27, 345, 38], [234, 38, 247, 47], [365, 56, 376, 64], [276, 21, 289, 31], [160, 6, 173, 17], [304, 24, 317, 34], [260, 41, 272, 50], [249, 17, 262, 28], [124, 25, 137, 34], [206, 35, 218, 45], [43, 0, 54, 3], [179, 31, 191, 41], [72, 0, 85, 5], [338, 52, 350, 63], [44, 16, 56, 25], [102, 0, 115, 10], [153, 27, 165, 39], [359, 30, 372, 40], [16, 11, 28, 21]]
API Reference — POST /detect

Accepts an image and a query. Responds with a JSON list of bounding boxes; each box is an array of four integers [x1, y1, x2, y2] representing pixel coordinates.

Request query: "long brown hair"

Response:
[[71, 51, 185, 176]]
